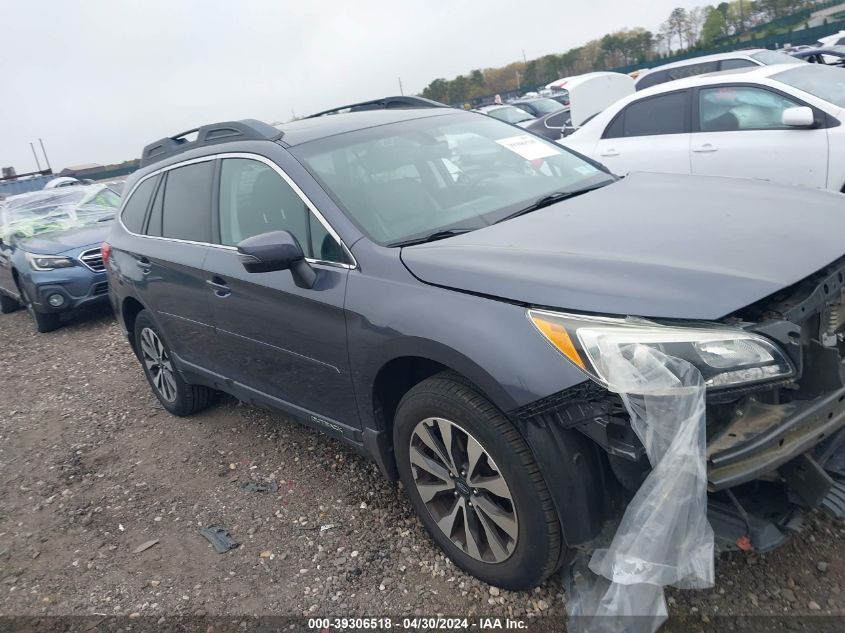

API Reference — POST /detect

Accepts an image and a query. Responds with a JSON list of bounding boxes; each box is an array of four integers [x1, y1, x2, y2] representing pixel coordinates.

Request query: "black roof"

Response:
[[276, 108, 464, 146], [137, 98, 465, 168]]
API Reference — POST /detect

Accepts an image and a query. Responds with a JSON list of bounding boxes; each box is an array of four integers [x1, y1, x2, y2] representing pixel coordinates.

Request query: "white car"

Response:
[[561, 63, 845, 192], [634, 49, 798, 91]]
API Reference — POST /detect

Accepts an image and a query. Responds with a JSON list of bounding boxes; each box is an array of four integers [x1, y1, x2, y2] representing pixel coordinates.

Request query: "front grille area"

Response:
[[79, 248, 104, 272]]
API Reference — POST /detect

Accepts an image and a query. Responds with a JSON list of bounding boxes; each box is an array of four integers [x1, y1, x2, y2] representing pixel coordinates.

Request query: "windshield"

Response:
[[773, 63, 845, 108], [751, 50, 800, 65], [293, 112, 613, 246], [0, 185, 121, 240], [519, 98, 564, 115], [485, 106, 535, 124]]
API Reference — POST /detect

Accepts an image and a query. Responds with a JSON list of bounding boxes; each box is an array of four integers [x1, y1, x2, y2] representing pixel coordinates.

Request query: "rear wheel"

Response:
[[393, 372, 562, 590], [133, 310, 214, 416], [18, 286, 60, 333], [0, 292, 21, 314]]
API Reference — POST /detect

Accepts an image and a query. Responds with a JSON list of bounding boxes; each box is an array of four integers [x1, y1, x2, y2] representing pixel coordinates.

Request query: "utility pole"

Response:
[[38, 138, 52, 172], [522, 49, 527, 65], [398, 77, 404, 96], [30, 142, 42, 171]]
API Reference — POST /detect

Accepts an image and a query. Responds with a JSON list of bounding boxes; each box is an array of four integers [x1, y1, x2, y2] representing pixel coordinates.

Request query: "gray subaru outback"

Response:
[[106, 98, 845, 590]]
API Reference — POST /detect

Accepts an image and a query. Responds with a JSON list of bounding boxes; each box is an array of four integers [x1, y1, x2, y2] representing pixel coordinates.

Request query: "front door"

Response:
[[203, 155, 355, 430], [691, 85, 829, 189]]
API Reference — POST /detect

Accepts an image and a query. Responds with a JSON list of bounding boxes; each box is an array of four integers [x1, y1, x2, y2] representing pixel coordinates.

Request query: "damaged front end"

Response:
[[515, 257, 845, 555]]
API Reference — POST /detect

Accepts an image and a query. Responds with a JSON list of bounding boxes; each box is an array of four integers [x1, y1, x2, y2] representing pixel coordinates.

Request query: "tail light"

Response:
[[101, 241, 112, 267]]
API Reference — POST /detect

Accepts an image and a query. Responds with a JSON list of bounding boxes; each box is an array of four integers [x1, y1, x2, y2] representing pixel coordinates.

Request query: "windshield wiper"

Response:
[[495, 181, 613, 224], [388, 228, 474, 247], [97, 215, 116, 222]]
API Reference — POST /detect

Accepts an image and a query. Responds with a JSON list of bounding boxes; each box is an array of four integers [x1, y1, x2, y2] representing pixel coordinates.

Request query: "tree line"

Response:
[[420, 0, 826, 103]]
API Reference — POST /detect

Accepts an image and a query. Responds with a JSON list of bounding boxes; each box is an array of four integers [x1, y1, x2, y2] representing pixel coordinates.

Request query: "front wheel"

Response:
[[18, 285, 60, 333], [393, 372, 563, 590], [133, 310, 214, 416]]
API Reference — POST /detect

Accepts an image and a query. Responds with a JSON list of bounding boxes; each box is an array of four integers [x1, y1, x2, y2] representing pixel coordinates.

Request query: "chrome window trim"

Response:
[[117, 152, 357, 270]]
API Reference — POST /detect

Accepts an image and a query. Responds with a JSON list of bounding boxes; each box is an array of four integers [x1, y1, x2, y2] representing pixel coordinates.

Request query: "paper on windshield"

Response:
[[495, 135, 561, 161]]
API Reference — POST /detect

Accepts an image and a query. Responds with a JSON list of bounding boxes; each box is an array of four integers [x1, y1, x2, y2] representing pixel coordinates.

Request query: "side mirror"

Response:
[[782, 106, 815, 128], [236, 230, 316, 289], [561, 125, 577, 138]]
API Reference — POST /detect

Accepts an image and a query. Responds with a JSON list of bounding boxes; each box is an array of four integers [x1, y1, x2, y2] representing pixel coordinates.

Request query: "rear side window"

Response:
[[604, 91, 690, 138], [636, 70, 668, 90], [667, 61, 718, 81], [120, 176, 157, 233], [145, 176, 164, 237], [161, 161, 214, 243], [720, 58, 757, 70]]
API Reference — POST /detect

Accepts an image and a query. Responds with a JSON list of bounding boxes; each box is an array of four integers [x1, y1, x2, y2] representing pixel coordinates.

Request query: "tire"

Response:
[[0, 292, 21, 314], [133, 310, 214, 416], [393, 372, 562, 590], [18, 285, 60, 333]]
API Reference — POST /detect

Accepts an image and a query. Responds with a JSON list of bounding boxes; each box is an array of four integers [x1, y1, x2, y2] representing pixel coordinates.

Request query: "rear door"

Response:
[[690, 84, 829, 188], [593, 90, 692, 176], [136, 159, 218, 366], [202, 154, 355, 430]]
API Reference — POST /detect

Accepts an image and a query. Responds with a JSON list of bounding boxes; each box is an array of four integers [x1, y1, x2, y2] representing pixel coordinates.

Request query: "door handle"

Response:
[[136, 257, 151, 274], [599, 149, 619, 157], [692, 144, 718, 153], [206, 276, 231, 298]]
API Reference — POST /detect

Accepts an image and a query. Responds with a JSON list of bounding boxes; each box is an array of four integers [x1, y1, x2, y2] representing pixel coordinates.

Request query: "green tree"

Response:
[[701, 6, 727, 45]]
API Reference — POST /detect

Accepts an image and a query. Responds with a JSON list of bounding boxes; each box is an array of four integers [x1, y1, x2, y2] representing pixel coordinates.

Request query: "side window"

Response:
[[699, 86, 801, 132], [636, 70, 668, 90], [608, 91, 690, 138], [218, 158, 344, 262], [120, 176, 157, 233], [720, 58, 757, 71], [161, 161, 214, 243], [667, 61, 718, 81]]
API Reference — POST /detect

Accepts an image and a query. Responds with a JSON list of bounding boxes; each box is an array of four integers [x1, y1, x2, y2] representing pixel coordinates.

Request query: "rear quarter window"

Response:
[[120, 176, 158, 233]]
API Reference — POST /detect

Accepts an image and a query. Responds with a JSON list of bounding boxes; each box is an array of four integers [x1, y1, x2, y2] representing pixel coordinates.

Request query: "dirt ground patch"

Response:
[[1, 306, 844, 630]]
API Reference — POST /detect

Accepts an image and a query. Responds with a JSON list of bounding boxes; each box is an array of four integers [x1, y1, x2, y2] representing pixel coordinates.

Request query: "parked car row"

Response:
[[0, 185, 119, 331]]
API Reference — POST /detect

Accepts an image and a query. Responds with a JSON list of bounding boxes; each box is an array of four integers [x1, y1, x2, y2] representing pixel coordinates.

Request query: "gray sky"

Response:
[[0, 0, 701, 172]]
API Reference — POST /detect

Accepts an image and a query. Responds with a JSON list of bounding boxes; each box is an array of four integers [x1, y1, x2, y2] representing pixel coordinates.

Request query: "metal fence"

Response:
[[609, 18, 845, 75]]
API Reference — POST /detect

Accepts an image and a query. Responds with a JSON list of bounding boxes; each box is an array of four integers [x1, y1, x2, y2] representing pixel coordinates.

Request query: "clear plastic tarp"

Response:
[[565, 343, 714, 633], [0, 184, 120, 242]]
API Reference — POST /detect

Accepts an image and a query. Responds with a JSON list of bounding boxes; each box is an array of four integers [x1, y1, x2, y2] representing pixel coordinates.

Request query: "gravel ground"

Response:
[[1, 306, 844, 631]]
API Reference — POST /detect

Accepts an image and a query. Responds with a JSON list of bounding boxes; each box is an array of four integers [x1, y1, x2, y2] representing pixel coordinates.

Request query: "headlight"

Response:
[[528, 309, 794, 390], [25, 253, 75, 271]]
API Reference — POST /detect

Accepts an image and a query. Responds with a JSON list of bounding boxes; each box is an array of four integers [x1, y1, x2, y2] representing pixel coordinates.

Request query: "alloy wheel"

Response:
[[409, 417, 519, 563], [139, 327, 177, 403]]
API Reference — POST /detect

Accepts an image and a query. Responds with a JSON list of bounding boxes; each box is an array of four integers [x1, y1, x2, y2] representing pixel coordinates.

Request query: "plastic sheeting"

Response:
[[565, 343, 714, 633], [0, 185, 119, 242]]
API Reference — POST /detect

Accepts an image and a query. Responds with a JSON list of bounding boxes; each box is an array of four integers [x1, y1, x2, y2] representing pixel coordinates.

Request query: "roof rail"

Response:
[[306, 95, 449, 118], [140, 119, 283, 168]]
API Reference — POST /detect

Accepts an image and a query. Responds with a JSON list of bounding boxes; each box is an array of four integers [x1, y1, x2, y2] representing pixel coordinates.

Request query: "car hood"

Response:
[[17, 223, 112, 255], [400, 172, 845, 320]]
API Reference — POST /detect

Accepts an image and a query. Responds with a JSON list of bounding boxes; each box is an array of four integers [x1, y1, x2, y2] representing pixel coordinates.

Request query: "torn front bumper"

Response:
[[707, 386, 845, 490]]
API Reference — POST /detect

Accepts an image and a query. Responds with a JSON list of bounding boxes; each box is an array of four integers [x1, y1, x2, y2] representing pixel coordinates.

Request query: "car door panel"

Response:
[[594, 89, 692, 176], [204, 154, 356, 428], [203, 248, 353, 426], [691, 85, 829, 189]]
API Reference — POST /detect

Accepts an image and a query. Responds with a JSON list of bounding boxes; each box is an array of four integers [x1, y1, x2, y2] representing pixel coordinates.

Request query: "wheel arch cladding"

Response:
[[122, 296, 146, 350]]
